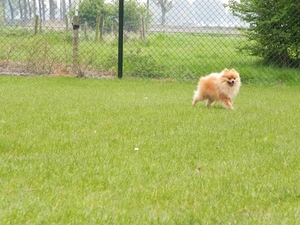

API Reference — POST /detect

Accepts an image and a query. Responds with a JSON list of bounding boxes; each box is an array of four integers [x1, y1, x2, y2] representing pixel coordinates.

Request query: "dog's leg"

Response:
[[219, 94, 234, 109], [192, 98, 202, 106], [206, 98, 213, 107], [222, 99, 234, 109]]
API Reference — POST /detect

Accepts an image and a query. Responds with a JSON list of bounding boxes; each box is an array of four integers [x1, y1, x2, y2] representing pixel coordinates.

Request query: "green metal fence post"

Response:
[[118, 0, 124, 78]]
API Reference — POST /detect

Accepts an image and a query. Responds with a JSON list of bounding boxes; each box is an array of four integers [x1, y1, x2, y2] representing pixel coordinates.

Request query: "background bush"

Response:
[[227, 0, 300, 67]]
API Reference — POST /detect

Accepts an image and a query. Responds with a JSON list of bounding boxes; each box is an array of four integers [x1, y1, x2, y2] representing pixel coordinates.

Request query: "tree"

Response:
[[23, 0, 28, 20], [32, 0, 37, 17], [78, 0, 105, 28], [7, 0, 14, 20], [227, 0, 300, 67], [27, 0, 32, 19], [77, 0, 148, 33], [1, 0, 5, 23], [121, 0, 148, 32], [60, 0, 67, 20], [18, 0, 22, 18], [152, 0, 173, 25], [49, 0, 56, 20], [38, 0, 46, 20]]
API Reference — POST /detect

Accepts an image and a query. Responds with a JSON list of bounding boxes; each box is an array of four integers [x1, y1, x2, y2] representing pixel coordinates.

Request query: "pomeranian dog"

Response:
[[192, 68, 241, 109]]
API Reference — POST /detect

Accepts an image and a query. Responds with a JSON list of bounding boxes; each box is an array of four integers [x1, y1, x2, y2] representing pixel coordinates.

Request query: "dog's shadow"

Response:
[[193, 103, 228, 110]]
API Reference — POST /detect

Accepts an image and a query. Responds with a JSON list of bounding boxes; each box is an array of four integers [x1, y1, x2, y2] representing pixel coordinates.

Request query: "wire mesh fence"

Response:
[[1, 0, 300, 84]]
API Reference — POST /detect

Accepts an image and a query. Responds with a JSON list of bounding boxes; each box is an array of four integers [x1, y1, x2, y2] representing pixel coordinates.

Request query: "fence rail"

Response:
[[1, 0, 299, 84]]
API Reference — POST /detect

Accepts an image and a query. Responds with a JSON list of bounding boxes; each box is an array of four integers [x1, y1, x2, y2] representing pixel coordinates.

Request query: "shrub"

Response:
[[227, 0, 300, 67]]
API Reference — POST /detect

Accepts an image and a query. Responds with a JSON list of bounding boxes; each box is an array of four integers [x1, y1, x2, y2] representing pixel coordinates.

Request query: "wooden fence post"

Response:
[[65, 15, 69, 32], [142, 16, 146, 40], [139, 14, 146, 40], [100, 15, 104, 41], [34, 15, 39, 35], [84, 21, 88, 40], [95, 12, 100, 42]]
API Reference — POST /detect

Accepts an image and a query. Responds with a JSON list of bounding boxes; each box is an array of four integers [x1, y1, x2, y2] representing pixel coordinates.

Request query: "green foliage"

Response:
[[227, 0, 300, 67], [124, 47, 166, 78], [78, 0, 105, 28], [0, 77, 300, 224], [115, 0, 149, 32], [77, 0, 149, 33], [2, 27, 33, 37]]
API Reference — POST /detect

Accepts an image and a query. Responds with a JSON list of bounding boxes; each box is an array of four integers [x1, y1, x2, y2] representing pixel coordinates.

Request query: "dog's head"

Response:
[[221, 68, 241, 87]]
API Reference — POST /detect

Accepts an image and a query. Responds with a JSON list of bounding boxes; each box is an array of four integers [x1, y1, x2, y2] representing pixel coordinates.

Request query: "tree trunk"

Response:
[[61, 0, 66, 20], [49, 0, 55, 20], [42, 0, 46, 20], [27, 0, 32, 19], [38, 0, 42, 20], [8, 0, 14, 20], [161, 6, 166, 25], [32, 0, 37, 18], [18, 0, 23, 19], [23, 0, 28, 20]]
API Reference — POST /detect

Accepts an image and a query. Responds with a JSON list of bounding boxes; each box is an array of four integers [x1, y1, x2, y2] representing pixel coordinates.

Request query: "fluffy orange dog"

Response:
[[192, 68, 241, 109]]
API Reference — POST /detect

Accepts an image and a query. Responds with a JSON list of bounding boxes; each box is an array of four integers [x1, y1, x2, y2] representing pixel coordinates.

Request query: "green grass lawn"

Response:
[[0, 76, 299, 224]]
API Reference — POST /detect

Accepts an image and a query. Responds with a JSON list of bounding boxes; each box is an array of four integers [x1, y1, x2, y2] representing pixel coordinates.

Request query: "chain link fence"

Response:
[[1, 0, 299, 84]]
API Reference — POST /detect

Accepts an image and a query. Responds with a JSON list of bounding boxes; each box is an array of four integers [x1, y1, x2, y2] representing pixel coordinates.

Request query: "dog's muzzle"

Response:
[[228, 80, 235, 86]]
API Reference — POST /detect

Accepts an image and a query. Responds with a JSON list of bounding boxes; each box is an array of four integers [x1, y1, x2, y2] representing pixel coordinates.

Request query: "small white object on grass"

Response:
[[134, 147, 139, 151]]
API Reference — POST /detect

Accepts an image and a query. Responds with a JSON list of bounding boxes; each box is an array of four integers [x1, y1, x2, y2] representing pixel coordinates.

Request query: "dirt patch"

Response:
[[0, 60, 115, 78]]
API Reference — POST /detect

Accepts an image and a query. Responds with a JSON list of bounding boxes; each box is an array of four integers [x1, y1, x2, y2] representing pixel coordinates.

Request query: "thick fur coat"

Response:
[[192, 68, 241, 109]]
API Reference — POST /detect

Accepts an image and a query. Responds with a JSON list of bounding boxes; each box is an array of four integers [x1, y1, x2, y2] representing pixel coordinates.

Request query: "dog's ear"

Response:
[[230, 68, 237, 72], [223, 68, 229, 72]]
